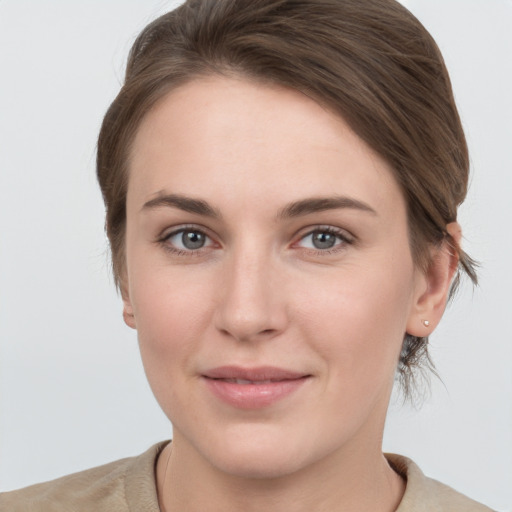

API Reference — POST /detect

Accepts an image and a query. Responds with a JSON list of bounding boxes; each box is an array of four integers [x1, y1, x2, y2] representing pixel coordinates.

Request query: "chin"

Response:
[[196, 422, 333, 480], [212, 446, 306, 480]]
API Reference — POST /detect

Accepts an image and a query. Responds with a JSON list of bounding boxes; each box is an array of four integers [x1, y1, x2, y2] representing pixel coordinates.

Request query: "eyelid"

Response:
[[157, 224, 219, 254], [295, 225, 354, 242], [292, 225, 355, 252], [159, 221, 214, 237]]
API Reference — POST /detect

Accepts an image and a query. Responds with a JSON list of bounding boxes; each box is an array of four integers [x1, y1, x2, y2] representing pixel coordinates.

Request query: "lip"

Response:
[[202, 366, 311, 409]]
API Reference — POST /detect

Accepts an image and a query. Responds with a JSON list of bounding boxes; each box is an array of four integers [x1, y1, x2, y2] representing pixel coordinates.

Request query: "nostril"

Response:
[[218, 326, 278, 342]]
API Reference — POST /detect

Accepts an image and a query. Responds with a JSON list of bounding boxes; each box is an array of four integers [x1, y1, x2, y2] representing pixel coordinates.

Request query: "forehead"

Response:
[[127, 75, 404, 218]]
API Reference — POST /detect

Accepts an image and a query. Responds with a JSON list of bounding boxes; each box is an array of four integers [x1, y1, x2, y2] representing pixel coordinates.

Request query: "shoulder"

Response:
[[0, 441, 168, 512], [387, 454, 496, 512]]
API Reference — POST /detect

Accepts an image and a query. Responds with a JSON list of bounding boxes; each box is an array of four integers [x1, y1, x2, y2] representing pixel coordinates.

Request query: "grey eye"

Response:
[[181, 230, 206, 250], [311, 231, 338, 249], [297, 228, 348, 251], [165, 228, 212, 251]]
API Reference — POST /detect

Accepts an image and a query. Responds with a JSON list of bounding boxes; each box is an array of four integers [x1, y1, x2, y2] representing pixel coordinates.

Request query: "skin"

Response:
[[122, 76, 458, 512]]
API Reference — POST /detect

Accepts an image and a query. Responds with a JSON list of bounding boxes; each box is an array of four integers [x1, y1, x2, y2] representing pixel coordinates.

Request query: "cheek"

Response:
[[127, 261, 217, 405], [293, 259, 415, 395]]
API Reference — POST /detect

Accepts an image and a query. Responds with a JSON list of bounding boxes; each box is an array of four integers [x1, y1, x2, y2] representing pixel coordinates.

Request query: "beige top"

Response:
[[0, 442, 494, 511]]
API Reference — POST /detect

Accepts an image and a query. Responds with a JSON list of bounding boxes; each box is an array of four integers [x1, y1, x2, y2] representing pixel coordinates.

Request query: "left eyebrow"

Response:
[[277, 196, 378, 219]]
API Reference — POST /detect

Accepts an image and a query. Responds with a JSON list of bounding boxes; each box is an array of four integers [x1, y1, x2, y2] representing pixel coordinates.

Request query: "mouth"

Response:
[[202, 366, 311, 409], [216, 378, 291, 385], [203, 365, 309, 381]]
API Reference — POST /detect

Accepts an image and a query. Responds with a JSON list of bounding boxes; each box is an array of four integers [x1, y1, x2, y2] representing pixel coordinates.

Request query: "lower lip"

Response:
[[203, 377, 309, 409]]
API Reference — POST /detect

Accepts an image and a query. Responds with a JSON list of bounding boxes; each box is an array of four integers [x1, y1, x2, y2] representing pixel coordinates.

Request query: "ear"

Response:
[[120, 278, 137, 330], [406, 222, 461, 337]]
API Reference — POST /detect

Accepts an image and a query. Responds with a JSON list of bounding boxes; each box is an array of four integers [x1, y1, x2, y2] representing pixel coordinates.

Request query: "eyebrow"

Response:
[[142, 193, 222, 218], [141, 193, 377, 219], [277, 196, 377, 219]]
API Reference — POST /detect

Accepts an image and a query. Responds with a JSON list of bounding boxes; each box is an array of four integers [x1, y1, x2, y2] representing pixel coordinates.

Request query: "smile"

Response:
[[202, 366, 311, 409], [222, 378, 281, 385]]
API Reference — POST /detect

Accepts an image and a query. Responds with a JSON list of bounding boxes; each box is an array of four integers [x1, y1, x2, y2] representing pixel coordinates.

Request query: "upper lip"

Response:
[[202, 366, 310, 382]]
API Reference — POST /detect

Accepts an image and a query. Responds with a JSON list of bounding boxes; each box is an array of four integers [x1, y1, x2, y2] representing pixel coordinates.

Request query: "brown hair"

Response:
[[97, 0, 477, 398]]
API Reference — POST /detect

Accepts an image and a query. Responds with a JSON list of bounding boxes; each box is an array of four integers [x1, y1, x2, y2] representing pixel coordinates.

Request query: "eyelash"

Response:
[[294, 226, 354, 255], [157, 225, 354, 257], [157, 225, 215, 257]]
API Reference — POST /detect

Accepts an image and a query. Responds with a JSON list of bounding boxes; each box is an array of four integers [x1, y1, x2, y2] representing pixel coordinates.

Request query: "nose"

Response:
[[214, 247, 288, 343]]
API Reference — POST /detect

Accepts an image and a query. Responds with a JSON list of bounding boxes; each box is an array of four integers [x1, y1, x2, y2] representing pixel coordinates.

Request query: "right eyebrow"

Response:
[[141, 193, 222, 219]]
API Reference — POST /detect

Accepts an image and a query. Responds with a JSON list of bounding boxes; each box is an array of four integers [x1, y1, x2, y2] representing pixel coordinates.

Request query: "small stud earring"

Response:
[[423, 320, 430, 327]]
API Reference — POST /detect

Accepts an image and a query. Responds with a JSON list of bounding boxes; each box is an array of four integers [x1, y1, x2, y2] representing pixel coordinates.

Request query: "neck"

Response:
[[157, 432, 405, 512]]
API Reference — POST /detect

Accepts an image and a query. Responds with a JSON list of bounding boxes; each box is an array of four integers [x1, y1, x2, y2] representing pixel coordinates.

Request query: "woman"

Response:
[[0, 0, 497, 510]]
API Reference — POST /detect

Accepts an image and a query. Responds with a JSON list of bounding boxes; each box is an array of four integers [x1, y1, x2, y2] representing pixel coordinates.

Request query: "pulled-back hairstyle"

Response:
[[97, 0, 477, 398]]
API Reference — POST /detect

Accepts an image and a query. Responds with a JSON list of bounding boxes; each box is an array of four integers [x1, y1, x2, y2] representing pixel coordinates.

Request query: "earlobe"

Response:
[[123, 302, 137, 329], [121, 283, 137, 330], [406, 223, 461, 337]]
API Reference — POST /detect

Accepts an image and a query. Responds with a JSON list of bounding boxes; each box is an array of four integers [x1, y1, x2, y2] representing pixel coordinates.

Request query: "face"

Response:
[[123, 76, 432, 479]]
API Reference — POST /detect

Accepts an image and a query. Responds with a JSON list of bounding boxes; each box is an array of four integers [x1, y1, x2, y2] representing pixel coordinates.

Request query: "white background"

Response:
[[0, 1, 510, 510]]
